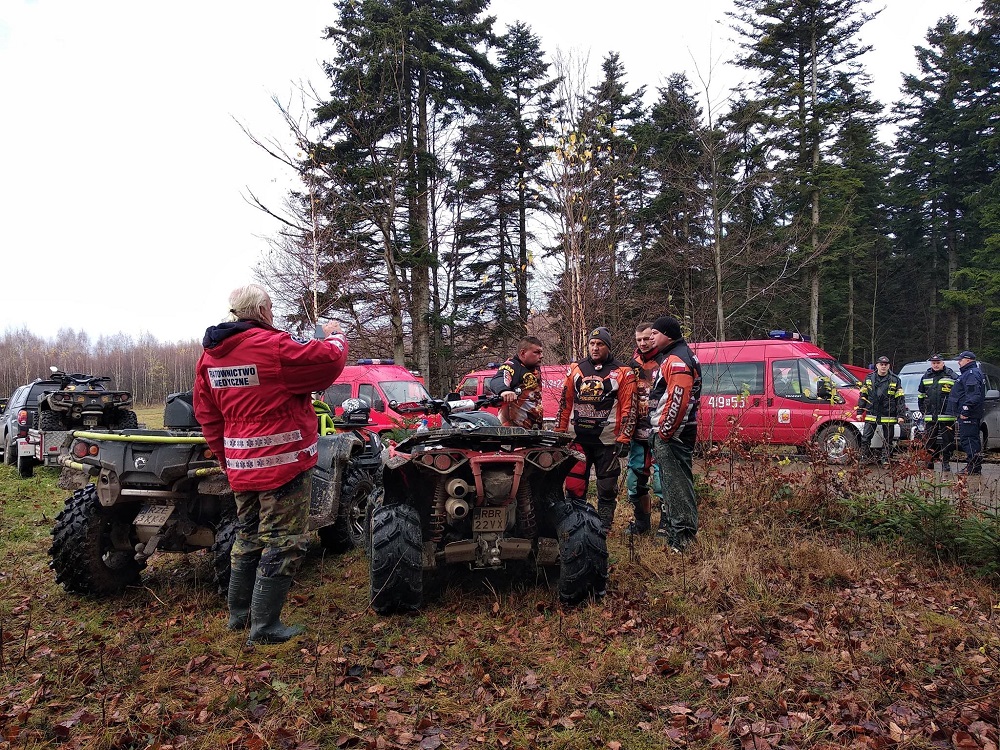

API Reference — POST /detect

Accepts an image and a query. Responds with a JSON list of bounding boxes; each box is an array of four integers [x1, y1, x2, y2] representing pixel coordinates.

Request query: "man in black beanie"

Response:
[[647, 316, 701, 551], [556, 326, 638, 531]]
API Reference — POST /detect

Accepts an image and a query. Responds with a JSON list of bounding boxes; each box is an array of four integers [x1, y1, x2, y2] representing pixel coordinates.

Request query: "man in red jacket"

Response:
[[193, 284, 348, 645]]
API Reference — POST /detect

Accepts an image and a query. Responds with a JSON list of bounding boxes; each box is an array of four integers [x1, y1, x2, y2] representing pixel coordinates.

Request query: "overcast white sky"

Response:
[[0, 0, 978, 344]]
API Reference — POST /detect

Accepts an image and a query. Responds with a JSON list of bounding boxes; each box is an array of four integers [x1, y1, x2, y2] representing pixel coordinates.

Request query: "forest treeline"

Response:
[[0, 328, 200, 407], [8, 1, 999, 402], [249, 0, 1000, 395]]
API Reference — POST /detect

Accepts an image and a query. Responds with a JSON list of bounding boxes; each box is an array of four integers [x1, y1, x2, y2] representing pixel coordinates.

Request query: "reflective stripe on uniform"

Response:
[[864, 416, 898, 423], [225, 441, 318, 471], [223, 430, 303, 450]]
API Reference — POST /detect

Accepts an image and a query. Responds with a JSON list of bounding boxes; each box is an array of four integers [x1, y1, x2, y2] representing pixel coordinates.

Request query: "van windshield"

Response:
[[899, 372, 922, 397], [811, 358, 858, 387], [380, 380, 432, 405]]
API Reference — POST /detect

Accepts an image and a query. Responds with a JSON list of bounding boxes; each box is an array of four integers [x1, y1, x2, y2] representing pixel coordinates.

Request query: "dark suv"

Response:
[[1, 379, 60, 465]]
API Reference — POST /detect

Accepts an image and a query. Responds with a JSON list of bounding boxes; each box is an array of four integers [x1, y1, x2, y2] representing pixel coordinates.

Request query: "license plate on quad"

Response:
[[473, 506, 512, 533], [133, 504, 174, 527]]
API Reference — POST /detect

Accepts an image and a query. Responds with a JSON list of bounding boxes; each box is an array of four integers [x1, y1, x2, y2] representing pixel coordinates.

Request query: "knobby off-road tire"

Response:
[[210, 512, 238, 595], [319, 470, 375, 553], [38, 409, 66, 431], [556, 502, 609, 605], [369, 503, 423, 615], [815, 423, 860, 465], [112, 410, 139, 430], [48, 485, 145, 596]]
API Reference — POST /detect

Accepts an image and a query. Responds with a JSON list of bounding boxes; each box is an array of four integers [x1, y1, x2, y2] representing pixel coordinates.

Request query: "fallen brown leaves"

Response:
[[5, 459, 1000, 749]]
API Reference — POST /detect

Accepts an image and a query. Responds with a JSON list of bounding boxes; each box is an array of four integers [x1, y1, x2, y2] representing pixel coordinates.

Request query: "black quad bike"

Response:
[[48, 394, 382, 597], [37, 367, 138, 431], [368, 393, 608, 614]]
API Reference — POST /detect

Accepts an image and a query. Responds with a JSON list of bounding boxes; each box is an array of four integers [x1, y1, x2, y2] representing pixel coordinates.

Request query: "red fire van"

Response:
[[321, 359, 440, 433], [691, 332, 891, 461]]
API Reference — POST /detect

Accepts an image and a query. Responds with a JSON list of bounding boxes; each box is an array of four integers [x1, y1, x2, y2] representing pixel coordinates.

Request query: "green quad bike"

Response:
[[48, 395, 382, 597]]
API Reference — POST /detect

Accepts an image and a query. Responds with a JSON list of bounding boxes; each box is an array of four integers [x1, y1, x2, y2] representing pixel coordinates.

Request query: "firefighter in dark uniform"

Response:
[[488, 336, 545, 429], [945, 350, 986, 476], [556, 327, 638, 531], [856, 355, 907, 463], [917, 353, 957, 471]]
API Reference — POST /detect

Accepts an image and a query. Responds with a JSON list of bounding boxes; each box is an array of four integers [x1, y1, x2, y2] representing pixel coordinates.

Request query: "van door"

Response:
[[767, 355, 849, 446], [698, 360, 766, 446]]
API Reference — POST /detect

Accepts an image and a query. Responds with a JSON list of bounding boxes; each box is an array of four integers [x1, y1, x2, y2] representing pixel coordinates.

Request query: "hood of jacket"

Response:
[[202, 320, 266, 350]]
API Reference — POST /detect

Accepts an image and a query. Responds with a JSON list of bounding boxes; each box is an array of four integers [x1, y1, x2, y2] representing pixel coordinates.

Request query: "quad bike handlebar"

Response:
[[48, 366, 112, 389], [389, 390, 516, 423]]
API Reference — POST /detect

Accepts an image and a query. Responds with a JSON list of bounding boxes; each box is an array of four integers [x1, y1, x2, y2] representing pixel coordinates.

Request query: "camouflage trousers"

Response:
[[232, 471, 311, 579]]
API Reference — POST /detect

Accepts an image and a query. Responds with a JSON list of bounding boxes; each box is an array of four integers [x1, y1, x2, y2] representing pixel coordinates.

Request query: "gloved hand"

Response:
[[616, 441, 630, 458]]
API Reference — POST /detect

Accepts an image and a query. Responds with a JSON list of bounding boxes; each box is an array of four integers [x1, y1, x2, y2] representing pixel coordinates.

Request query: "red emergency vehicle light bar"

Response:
[[356, 359, 394, 365], [768, 330, 811, 342]]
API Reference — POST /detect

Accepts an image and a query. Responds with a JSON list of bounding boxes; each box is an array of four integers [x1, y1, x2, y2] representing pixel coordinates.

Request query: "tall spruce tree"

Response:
[[315, 0, 494, 390], [451, 21, 558, 354], [729, 0, 879, 346], [889, 15, 979, 355]]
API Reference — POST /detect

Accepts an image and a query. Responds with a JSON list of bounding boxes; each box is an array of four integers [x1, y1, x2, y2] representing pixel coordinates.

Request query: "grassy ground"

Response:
[[1, 447, 999, 749]]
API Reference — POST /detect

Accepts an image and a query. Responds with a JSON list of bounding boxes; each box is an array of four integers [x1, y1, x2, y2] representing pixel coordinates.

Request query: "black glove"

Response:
[[616, 442, 630, 458]]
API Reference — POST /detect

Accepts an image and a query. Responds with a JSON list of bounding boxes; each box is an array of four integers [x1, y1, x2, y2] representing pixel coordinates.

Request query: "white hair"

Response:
[[227, 284, 271, 323]]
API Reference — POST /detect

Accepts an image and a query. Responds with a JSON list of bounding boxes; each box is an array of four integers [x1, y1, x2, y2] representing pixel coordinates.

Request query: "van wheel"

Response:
[[816, 424, 859, 464]]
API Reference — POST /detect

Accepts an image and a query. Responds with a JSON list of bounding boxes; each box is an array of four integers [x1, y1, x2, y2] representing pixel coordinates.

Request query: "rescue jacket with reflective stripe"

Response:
[[917, 366, 957, 422], [857, 371, 906, 423], [193, 321, 348, 492]]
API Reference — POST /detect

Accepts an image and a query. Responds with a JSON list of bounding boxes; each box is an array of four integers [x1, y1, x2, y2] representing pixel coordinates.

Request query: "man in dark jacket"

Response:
[[488, 336, 544, 429], [917, 354, 958, 471], [194, 284, 348, 645], [647, 316, 701, 551], [946, 350, 986, 476], [856, 355, 907, 464], [556, 326, 637, 531]]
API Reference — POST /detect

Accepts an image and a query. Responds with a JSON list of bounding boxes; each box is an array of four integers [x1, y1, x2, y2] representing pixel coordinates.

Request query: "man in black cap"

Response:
[[646, 315, 702, 551], [856, 355, 907, 463], [556, 326, 637, 530], [917, 354, 958, 471], [945, 351, 986, 475]]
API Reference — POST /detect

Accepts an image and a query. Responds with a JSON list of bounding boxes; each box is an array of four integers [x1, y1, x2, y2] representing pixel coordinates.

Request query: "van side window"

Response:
[[773, 359, 829, 401], [459, 378, 479, 397], [324, 383, 352, 408], [358, 384, 377, 408], [772, 360, 804, 398], [701, 362, 764, 396]]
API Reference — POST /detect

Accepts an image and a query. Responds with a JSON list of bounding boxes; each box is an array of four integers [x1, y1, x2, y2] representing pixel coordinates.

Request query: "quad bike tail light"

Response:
[[72, 441, 99, 459]]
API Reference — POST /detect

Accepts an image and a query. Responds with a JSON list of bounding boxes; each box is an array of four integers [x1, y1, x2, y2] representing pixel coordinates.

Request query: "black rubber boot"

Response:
[[248, 576, 304, 645], [627, 494, 652, 535], [227, 555, 258, 631]]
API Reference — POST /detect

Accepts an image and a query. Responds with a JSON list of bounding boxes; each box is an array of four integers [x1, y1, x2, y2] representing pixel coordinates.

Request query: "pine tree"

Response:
[[729, 0, 879, 345], [451, 21, 559, 355], [889, 15, 979, 355]]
